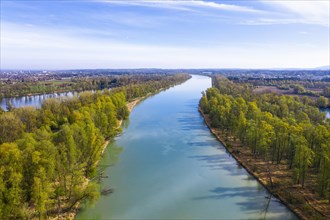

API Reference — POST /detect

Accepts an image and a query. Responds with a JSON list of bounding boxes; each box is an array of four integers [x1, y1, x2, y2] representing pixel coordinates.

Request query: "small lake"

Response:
[[76, 75, 297, 219], [0, 91, 80, 110], [0, 88, 107, 110]]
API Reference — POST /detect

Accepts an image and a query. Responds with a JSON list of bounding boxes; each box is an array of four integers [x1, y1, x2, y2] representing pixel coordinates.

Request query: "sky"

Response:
[[0, 0, 329, 70]]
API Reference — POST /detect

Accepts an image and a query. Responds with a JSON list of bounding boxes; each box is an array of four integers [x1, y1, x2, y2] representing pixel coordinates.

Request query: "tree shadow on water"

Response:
[[192, 186, 295, 219], [190, 154, 246, 176], [186, 141, 213, 147], [193, 186, 263, 200]]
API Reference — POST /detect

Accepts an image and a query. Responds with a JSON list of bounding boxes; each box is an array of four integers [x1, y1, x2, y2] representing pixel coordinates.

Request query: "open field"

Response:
[[253, 86, 293, 95]]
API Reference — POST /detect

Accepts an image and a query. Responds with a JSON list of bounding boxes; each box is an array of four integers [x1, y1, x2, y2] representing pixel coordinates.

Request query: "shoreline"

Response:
[[56, 97, 144, 220], [198, 107, 330, 220], [101, 96, 144, 156], [56, 80, 189, 220]]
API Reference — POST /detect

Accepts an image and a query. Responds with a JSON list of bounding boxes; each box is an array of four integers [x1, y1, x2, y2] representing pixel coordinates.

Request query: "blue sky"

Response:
[[1, 0, 329, 69]]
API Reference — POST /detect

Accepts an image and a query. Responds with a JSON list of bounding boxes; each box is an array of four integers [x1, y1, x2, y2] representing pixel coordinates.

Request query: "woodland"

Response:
[[200, 76, 330, 218], [0, 73, 190, 219]]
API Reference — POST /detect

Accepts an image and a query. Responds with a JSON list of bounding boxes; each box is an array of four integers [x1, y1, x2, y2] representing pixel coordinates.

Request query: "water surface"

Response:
[[321, 108, 330, 118], [0, 91, 79, 110], [0, 89, 106, 110], [79, 75, 297, 219]]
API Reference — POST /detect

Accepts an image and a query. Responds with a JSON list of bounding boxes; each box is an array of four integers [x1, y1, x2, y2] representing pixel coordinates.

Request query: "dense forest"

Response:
[[0, 74, 190, 219], [199, 76, 330, 218], [229, 77, 330, 101], [0, 73, 183, 99]]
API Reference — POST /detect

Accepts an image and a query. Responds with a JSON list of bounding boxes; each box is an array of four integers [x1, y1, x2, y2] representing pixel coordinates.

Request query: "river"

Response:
[[76, 75, 297, 219]]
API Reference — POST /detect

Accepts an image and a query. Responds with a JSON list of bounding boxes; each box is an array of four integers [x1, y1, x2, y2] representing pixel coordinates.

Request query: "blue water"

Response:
[[0, 89, 104, 110], [0, 91, 79, 110], [76, 75, 297, 219], [321, 108, 330, 118]]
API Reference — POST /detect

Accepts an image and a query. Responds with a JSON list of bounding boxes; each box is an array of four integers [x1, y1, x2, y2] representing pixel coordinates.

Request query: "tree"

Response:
[[317, 142, 330, 201], [32, 168, 49, 219], [199, 94, 210, 113], [293, 85, 305, 94], [0, 143, 23, 219], [14, 107, 39, 132], [237, 111, 247, 141], [316, 96, 328, 108], [0, 112, 23, 144], [323, 86, 330, 97], [293, 136, 314, 187], [256, 120, 274, 158]]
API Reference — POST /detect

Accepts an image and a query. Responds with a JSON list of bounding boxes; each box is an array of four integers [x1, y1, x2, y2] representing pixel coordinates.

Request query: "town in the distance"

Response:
[[1, 68, 329, 110]]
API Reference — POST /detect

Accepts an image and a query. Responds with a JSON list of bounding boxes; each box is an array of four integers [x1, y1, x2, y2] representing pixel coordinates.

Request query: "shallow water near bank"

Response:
[[320, 108, 330, 118], [76, 75, 297, 219]]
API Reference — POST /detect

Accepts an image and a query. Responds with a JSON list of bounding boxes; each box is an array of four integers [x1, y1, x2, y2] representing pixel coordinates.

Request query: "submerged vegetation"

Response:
[[0, 74, 190, 219], [200, 76, 330, 219]]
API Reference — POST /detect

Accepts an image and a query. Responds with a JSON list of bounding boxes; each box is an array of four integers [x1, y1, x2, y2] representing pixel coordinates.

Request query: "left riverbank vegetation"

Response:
[[0, 73, 190, 219], [200, 76, 330, 219], [0, 72, 186, 101]]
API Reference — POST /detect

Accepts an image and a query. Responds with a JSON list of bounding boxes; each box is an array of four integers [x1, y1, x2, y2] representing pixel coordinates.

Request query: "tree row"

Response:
[[200, 76, 330, 202]]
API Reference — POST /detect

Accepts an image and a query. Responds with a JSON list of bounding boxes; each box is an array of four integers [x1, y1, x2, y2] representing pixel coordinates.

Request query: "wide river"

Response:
[[76, 75, 297, 219]]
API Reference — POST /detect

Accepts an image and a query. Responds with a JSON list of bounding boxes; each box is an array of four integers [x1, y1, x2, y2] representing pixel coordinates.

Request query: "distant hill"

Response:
[[314, 65, 330, 70], [267, 66, 330, 71]]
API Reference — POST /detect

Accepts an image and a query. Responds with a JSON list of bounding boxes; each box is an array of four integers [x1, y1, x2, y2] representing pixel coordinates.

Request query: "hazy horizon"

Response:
[[1, 66, 330, 72]]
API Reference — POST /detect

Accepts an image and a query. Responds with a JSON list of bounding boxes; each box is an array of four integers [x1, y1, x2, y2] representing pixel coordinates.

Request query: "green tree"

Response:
[[32, 168, 49, 219], [293, 136, 314, 187], [0, 143, 23, 219], [317, 142, 330, 201], [316, 96, 328, 108], [0, 112, 24, 144], [14, 107, 39, 132]]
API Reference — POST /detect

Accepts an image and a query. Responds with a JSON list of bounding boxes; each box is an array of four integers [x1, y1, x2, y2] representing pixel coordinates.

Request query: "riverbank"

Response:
[[105, 96, 145, 154], [67, 88, 173, 219], [199, 107, 330, 220], [51, 76, 193, 220], [51, 97, 144, 220]]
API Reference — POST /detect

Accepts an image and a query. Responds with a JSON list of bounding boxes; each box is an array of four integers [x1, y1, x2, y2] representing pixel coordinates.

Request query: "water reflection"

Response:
[[0, 90, 102, 111]]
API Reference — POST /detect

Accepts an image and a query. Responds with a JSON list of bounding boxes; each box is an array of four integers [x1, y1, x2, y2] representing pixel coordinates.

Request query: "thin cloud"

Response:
[[260, 0, 330, 27], [99, 0, 263, 13], [188, 0, 263, 13], [1, 22, 328, 69], [240, 18, 309, 26]]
